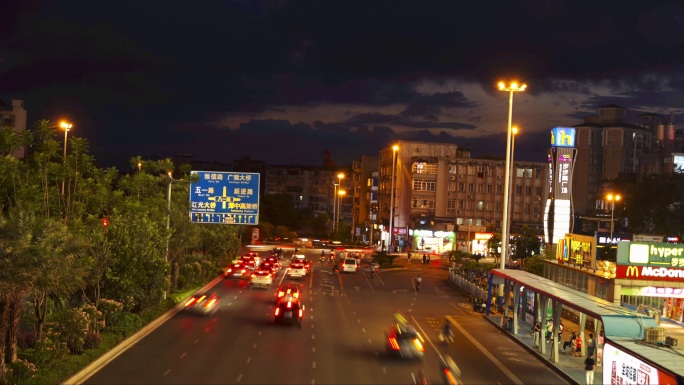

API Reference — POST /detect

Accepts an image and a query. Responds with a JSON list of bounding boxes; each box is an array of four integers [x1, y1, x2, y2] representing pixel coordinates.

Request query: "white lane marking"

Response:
[[312, 334, 315, 340], [368, 339, 372, 344], [193, 339, 199, 344], [227, 302, 232, 306], [311, 324, 315, 329], [234, 296, 238, 299], [312, 361, 317, 368], [253, 343, 258, 348], [237, 373, 243, 382], [180, 352, 187, 359], [382, 367, 387, 374], [311, 380, 315, 385], [311, 315, 314, 319], [163, 369, 171, 376], [246, 357, 252, 364], [361, 328, 366, 333], [446, 316, 524, 385], [258, 331, 263, 336], [357, 319, 361, 323], [312, 347, 316, 353]]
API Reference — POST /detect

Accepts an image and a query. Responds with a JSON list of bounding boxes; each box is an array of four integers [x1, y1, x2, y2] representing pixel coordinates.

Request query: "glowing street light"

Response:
[[338, 190, 347, 233], [333, 173, 345, 233], [606, 193, 622, 239], [497, 81, 526, 270], [59, 120, 73, 195], [388, 145, 399, 252], [505, 127, 519, 256]]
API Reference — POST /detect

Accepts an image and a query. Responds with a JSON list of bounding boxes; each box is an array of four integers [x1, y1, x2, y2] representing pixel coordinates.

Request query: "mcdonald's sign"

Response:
[[625, 266, 640, 278]]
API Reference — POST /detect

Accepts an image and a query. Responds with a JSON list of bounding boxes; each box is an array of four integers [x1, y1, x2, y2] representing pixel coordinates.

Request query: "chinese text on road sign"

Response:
[[189, 171, 260, 224]]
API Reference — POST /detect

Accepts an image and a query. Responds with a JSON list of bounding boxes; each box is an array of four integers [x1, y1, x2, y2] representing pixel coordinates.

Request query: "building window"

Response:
[[448, 200, 456, 210], [526, 186, 532, 195], [458, 182, 465, 192], [535, 187, 542, 196], [413, 178, 436, 191], [412, 199, 435, 209], [515, 185, 522, 195], [448, 181, 456, 191], [457, 200, 464, 209], [496, 184, 502, 194], [514, 203, 521, 213], [477, 184, 485, 193], [525, 204, 531, 214], [496, 202, 502, 212], [487, 184, 493, 193], [467, 183, 474, 193], [412, 162, 438, 174]]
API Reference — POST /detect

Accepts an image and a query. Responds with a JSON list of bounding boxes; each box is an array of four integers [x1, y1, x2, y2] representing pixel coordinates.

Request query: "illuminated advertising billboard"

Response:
[[557, 233, 596, 268], [550, 127, 576, 148], [615, 242, 684, 281], [544, 145, 576, 244], [603, 342, 677, 384]]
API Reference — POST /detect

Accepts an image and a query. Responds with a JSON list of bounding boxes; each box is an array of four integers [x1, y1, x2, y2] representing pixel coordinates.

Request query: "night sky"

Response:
[[2, 0, 684, 170]]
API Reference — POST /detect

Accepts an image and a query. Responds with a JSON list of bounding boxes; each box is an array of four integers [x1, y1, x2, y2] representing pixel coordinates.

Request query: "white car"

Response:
[[342, 258, 358, 273], [287, 262, 307, 278], [250, 270, 274, 289]]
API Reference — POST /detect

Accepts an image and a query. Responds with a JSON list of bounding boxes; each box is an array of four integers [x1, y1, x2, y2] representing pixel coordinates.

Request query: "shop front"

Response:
[[409, 229, 455, 255], [616, 241, 684, 323]]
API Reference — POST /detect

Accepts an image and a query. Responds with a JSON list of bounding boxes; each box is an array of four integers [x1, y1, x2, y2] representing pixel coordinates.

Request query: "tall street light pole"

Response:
[[506, 127, 519, 261], [338, 189, 346, 235], [497, 81, 526, 313], [388, 145, 399, 252], [165, 171, 187, 300], [497, 82, 526, 270], [59, 121, 72, 195], [606, 193, 621, 239], [333, 173, 345, 233]]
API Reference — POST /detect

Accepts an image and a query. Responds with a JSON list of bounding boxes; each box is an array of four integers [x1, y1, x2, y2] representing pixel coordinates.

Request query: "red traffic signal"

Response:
[[102, 217, 110, 228]]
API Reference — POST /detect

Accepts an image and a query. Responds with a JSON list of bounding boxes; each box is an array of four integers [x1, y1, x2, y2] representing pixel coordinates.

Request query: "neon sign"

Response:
[[550, 127, 576, 148]]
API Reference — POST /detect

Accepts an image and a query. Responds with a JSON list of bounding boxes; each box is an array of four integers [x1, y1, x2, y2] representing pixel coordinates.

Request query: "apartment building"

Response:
[[0, 99, 27, 159], [377, 141, 548, 253], [351, 155, 378, 243]]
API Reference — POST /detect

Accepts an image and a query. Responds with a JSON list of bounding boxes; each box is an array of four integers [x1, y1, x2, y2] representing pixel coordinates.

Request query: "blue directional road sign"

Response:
[[189, 171, 260, 224]]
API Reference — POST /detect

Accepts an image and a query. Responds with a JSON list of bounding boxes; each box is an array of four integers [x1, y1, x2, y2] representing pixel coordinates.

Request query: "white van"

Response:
[[342, 258, 358, 273]]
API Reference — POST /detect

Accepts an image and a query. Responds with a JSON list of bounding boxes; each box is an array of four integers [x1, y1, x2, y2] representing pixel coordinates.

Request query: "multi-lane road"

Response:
[[82, 250, 570, 385]]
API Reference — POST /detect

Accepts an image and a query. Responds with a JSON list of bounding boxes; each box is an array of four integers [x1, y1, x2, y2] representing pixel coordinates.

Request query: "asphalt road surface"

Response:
[[83, 250, 570, 384]]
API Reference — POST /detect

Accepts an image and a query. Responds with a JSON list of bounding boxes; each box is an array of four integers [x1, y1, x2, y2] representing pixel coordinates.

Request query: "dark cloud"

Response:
[[1, 0, 684, 169]]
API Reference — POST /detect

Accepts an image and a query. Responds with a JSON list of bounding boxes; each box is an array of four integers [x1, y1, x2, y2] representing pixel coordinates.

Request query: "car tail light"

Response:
[[293, 292, 299, 298], [275, 308, 280, 316], [185, 298, 197, 307], [412, 338, 424, 352], [206, 298, 217, 308], [299, 309, 303, 317], [241, 269, 246, 274], [227, 268, 232, 273], [444, 368, 457, 385], [388, 337, 400, 350], [278, 292, 284, 297], [287, 301, 292, 308]]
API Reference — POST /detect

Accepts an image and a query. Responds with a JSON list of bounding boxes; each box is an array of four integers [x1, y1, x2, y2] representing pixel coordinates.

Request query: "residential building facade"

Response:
[[0, 99, 27, 159]]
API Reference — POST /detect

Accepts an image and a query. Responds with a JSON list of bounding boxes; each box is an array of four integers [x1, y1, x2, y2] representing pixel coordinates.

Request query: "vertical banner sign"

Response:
[[545, 127, 577, 245], [189, 171, 260, 224]]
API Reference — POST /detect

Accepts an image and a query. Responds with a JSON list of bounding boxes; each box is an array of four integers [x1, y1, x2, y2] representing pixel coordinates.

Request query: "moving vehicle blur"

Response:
[[274, 298, 304, 328], [341, 258, 358, 273], [386, 323, 425, 359], [250, 270, 273, 289], [287, 262, 307, 278], [440, 354, 463, 385], [183, 291, 220, 315], [224, 262, 249, 279], [275, 283, 301, 302]]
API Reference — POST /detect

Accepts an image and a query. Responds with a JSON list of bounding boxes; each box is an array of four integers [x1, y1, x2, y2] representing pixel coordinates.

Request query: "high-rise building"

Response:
[[351, 155, 378, 243], [0, 99, 27, 159]]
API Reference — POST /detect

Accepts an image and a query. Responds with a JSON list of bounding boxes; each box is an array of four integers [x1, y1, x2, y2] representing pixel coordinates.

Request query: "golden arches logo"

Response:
[[625, 266, 640, 278]]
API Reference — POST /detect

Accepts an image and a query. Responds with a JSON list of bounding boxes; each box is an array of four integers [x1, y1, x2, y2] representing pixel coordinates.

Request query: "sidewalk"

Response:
[[485, 313, 600, 385]]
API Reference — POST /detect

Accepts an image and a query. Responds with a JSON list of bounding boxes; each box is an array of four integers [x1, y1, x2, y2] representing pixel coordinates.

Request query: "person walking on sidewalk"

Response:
[[586, 333, 596, 358], [584, 356, 595, 384], [532, 322, 541, 348]]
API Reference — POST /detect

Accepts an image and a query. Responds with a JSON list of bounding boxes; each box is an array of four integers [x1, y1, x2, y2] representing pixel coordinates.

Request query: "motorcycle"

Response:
[[472, 298, 486, 313], [440, 354, 463, 385]]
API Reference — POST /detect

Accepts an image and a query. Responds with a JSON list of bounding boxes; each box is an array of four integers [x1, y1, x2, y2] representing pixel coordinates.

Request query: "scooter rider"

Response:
[[415, 274, 422, 291]]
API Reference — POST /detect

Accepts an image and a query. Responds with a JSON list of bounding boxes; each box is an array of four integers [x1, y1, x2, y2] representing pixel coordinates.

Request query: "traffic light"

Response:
[[102, 217, 110, 229]]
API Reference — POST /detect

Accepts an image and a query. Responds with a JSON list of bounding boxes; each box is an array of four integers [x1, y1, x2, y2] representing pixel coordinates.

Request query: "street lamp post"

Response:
[[338, 190, 346, 234], [388, 145, 399, 252], [497, 82, 526, 270], [333, 173, 345, 233], [165, 171, 188, 300], [506, 127, 519, 260], [59, 121, 73, 195], [606, 193, 622, 239]]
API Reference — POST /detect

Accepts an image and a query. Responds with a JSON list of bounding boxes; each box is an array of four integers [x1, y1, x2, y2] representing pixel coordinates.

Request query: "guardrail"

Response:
[[447, 269, 488, 300]]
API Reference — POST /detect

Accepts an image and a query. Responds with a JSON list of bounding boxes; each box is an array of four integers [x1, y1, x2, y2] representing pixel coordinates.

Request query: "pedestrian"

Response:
[[584, 356, 595, 385], [422, 254, 427, 265], [586, 333, 596, 358], [545, 320, 553, 343], [427, 255, 431, 264], [441, 318, 453, 343], [572, 334, 583, 357], [532, 322, 541, 348], [558, 321, 564, 342]]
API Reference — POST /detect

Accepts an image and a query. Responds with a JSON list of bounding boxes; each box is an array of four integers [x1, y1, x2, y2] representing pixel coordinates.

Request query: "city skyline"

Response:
[[2, 1, 684, 169]]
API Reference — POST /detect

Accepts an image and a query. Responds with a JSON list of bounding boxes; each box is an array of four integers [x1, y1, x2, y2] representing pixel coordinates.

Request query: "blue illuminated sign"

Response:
[[550, 127, 576, 148], [189, 171, 260, 224]]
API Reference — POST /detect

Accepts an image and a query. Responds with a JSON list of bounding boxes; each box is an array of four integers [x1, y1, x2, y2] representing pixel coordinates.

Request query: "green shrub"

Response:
[[84, 330, 102, 349], [31, 325, 69, 366], [6, 358, 38, 382], [98, 298, 124, 330]]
